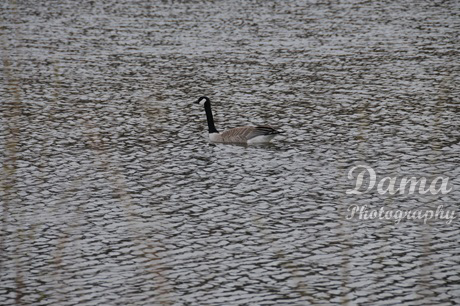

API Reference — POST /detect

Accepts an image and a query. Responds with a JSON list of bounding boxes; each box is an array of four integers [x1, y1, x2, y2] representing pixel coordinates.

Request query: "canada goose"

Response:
[[194, 96, 282, 144]]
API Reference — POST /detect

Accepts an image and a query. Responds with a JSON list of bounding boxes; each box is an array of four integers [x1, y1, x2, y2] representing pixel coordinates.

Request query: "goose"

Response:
[[194, 96, 282, 144]]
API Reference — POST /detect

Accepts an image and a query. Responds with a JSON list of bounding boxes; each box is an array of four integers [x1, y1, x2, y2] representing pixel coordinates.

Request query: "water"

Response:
[[1, 0, 459, 305]]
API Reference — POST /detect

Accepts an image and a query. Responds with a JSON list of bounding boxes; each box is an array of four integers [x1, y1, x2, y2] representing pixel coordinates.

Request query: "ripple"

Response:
[[1, 0, 459, 305]]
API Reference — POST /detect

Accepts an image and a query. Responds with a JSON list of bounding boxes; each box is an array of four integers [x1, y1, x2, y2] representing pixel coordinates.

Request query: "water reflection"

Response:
[[1, 0, 459, 305]]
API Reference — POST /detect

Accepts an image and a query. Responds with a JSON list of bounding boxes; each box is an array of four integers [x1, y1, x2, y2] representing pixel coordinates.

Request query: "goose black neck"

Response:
[[204, 102, 218, 133]]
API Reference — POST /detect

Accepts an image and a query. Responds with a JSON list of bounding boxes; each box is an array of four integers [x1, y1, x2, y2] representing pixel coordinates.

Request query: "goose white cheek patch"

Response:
[[199, 99, 206, 106]]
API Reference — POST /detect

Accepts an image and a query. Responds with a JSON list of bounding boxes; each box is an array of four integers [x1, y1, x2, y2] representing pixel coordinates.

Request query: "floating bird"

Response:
[[194, 96, 282, 144]]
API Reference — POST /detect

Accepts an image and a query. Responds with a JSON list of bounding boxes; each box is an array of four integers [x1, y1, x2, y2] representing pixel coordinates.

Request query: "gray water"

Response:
[[1, 0, 459, 305]]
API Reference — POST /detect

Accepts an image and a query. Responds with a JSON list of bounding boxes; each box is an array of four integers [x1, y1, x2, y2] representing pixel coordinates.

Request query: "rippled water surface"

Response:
[[1, 0, 459, 305]]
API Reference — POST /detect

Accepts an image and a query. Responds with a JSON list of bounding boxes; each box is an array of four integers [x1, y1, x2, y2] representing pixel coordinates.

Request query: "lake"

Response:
[[1, 0, 459, 305]]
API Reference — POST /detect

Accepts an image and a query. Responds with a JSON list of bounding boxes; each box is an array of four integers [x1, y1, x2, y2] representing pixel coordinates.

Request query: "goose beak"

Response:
[[194, 99, 200, 104]]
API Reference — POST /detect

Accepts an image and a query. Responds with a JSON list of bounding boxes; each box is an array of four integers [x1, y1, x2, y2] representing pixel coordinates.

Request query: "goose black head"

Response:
[[195, 96, 210, 106]]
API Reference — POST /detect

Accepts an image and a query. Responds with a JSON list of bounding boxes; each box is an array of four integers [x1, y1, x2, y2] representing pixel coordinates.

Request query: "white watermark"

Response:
[[346, 165, 452, 195], [346, 204, 456, 225]]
